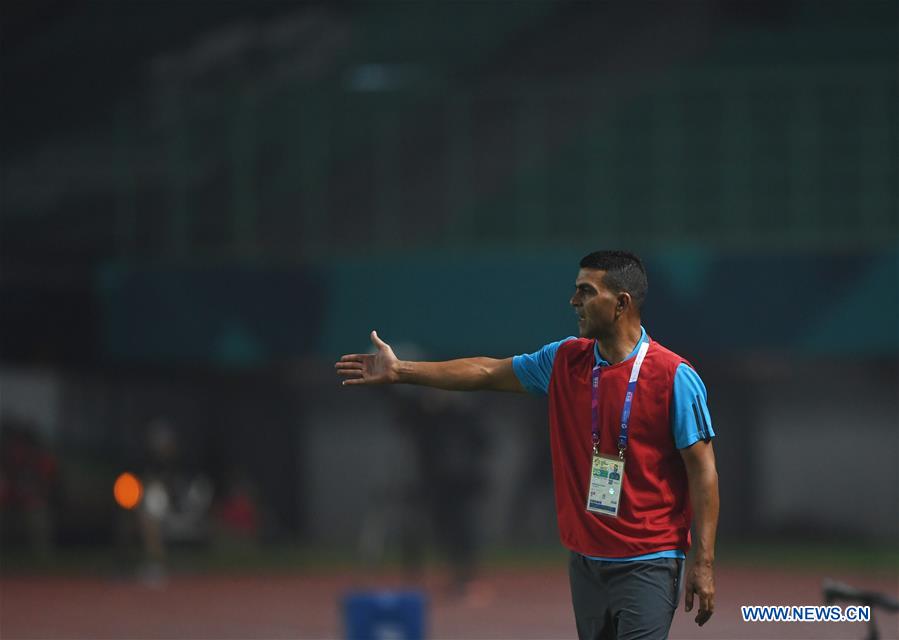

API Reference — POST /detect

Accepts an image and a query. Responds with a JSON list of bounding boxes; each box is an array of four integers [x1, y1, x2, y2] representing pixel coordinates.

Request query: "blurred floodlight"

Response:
[[113, 472, 143, 510]]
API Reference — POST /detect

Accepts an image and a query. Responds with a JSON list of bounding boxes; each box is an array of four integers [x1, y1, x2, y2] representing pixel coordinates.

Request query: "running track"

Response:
[[2, 565, 896, 639]]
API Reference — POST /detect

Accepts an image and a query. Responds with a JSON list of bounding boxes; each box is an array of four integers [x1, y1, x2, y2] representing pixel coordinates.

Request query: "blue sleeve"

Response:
[[512, 337, 577, 396], [671, 363, 716, 449]]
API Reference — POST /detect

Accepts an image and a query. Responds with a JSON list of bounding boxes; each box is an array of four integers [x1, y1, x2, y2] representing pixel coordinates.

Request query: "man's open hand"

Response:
[[684, 560, 715, 626], [334, 331, 400, 386]]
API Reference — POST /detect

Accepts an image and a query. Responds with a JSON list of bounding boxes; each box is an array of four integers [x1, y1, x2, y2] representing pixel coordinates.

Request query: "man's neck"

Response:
[[595, 322, 643, 365]]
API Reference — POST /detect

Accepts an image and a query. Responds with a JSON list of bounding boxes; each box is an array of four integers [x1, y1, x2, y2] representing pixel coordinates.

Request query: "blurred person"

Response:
[[357, 440, 422, 570], [137, 418, 213, 584], [508, 405, 556, 545], [356, 345, 488, 597], [0, 416, 59, 559], [392, 385, 488, 597], [355, 343, 429, 573], [336, 250, 719, 640]]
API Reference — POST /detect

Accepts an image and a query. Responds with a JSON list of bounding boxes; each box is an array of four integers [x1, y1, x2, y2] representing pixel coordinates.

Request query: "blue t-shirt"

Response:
[[512, 327, 715, 562]]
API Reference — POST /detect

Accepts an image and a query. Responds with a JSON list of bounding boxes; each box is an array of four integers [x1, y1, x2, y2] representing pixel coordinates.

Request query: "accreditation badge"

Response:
[[586, 455, 625, 517]]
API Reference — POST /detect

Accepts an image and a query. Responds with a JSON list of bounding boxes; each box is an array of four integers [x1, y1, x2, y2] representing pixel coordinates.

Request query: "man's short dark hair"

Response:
[[579, 250, 648, 309]]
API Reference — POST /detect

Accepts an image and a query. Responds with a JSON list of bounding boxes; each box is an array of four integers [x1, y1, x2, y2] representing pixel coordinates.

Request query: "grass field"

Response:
[[3, 540, 897, 574]]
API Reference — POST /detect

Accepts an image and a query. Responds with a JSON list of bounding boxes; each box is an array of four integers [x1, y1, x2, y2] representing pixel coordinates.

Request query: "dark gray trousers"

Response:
[[568, 552, 683, 640]]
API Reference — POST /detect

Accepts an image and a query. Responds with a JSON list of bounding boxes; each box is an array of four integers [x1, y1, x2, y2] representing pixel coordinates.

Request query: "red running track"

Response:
[[2, 565, 897, 639]]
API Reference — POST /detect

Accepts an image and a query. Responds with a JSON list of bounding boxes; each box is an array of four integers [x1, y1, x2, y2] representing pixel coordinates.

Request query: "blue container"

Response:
[[342, 590, 427, 640]]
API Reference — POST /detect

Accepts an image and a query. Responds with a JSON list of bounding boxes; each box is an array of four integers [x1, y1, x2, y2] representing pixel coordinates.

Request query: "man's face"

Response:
[[570, 268, 621, 338]]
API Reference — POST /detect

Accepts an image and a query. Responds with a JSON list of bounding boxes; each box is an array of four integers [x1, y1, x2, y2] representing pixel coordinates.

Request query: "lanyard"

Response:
[[591, 339, 650, 460]]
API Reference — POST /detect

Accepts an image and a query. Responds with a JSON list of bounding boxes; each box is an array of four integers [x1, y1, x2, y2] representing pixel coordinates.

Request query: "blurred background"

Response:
[[1, 1, 897, 638]]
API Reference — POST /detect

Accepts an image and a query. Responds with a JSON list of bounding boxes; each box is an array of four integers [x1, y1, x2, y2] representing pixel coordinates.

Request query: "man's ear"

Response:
[[616, 292, 632, 314]]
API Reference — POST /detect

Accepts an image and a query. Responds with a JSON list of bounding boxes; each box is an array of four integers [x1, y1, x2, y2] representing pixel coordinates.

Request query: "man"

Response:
[[335, 250, 718, 640], [608, 464, 620, 483]]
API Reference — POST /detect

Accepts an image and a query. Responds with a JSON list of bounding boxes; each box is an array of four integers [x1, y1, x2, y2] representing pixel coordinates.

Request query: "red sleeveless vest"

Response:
[[548, 337, 692, 557]]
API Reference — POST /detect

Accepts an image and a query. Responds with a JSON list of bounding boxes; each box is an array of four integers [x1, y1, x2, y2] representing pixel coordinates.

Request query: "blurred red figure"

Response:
[[0, 417, 59, 559], [218, 491, 258, 536], [215, 467, 260, 541]]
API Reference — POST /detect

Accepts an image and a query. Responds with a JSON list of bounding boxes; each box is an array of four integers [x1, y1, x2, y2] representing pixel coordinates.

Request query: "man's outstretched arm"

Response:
[[334, 330, 525, 393]]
